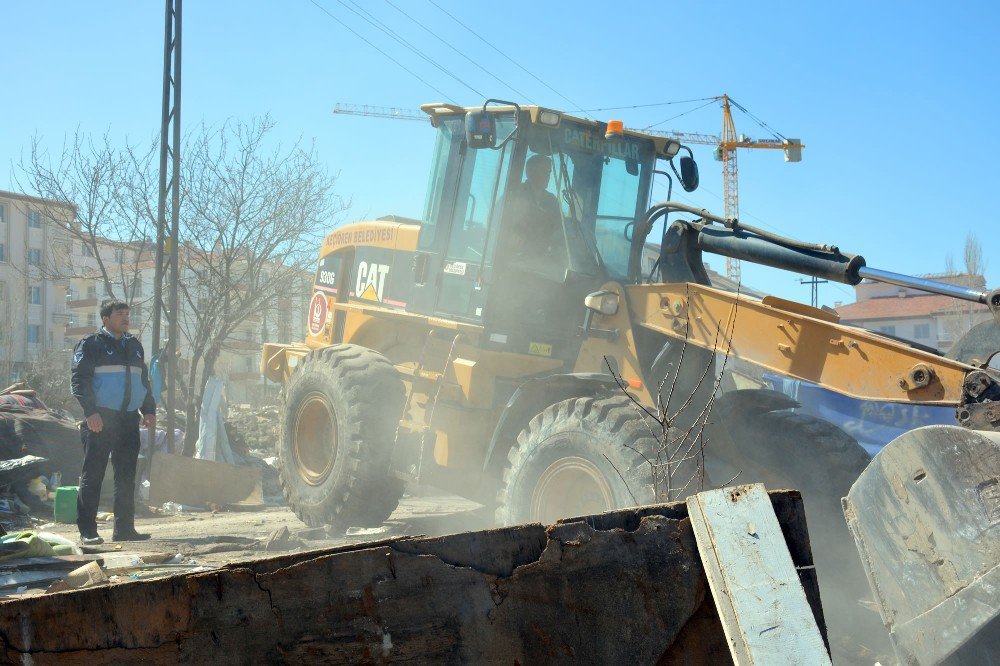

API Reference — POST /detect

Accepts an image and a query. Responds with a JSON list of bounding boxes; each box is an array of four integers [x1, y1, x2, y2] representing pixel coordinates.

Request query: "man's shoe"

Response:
[[80, 533, 104, 545], [112, 530, 151, 542]]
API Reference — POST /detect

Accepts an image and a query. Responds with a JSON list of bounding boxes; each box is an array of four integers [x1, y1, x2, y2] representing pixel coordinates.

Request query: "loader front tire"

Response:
[[495, 396, 663, 526], [279, 344, 405, 529]]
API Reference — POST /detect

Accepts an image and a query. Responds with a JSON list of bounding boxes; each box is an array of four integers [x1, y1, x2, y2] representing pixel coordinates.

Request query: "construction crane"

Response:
[[644, 94, 804, 281], [333, 103, 426, 121], [334, 96, 804, 281]]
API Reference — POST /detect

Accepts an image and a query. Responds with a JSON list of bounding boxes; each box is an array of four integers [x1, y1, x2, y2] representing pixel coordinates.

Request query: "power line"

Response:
[[338, 0, 484, 99], [644, 98, 718, 130], [307, 0, 455, 102], [383, 0, 535, 104], [581, 97, 717, 112], [425, 0, 589, 117]]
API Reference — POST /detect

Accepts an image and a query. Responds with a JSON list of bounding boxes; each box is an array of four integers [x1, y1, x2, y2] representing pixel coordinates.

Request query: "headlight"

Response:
[[584, 290, 619, 316], [537, 109, 562, 127]]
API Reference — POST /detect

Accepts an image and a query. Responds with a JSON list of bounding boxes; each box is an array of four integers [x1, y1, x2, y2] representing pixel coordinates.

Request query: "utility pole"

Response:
[[153, 0, 182, 447], [800, 276, 827, 308]]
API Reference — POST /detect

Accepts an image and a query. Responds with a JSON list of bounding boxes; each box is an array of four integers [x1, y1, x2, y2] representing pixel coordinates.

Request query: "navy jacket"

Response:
[[71, 328, 156, 417]]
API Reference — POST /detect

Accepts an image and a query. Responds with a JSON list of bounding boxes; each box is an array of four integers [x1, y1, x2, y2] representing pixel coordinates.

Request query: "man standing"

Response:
[[71, 299, 156, 544]]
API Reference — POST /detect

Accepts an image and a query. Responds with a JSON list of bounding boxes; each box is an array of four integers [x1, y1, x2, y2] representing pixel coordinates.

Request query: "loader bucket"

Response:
[[843, 425, 1000, 665]]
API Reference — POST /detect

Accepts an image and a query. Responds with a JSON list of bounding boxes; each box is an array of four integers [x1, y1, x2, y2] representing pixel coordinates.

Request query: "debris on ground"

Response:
[[0, 456, 47, 488], [261, 525, 306, 552], [225, 403, 279, 454], [0, 490, 824, 662]]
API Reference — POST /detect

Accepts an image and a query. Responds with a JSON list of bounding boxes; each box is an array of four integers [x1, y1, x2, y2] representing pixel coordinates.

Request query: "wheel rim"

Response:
[[293, 392, 337, 486], [529, 456, 616, 524]]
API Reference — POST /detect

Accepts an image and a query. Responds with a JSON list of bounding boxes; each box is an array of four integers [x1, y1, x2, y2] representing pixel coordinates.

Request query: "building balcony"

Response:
[[65, 325, 95, 336], [66, 298, 98, 309]]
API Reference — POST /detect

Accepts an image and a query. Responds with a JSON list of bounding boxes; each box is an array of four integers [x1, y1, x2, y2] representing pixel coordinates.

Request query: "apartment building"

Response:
[[0, 191, 77, 382], [835, 273, 991, 352]]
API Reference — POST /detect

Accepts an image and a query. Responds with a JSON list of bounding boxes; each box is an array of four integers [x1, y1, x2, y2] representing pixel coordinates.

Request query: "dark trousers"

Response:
[[77, 409, 140, 535]]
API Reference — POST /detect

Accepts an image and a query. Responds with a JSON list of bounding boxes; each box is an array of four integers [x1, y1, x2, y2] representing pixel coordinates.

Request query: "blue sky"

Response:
[[2, 1, 997, 306]]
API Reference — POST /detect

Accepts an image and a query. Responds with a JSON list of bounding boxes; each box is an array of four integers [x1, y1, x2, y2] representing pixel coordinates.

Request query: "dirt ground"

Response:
[[38, 492, 492, 567]]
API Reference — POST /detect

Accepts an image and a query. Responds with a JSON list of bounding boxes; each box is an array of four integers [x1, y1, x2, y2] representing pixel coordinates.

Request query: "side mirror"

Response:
[[679, 155, 699, 192], [465, 110, 496, 149]]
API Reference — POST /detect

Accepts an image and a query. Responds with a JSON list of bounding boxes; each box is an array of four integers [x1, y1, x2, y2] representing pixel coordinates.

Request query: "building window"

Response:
[[114, 249, 125, 264], [87, 284, 96, 300], [130, 279, 143, 297], [28, 249, 42, 266], [878, 325, 896, 336], [26, 324, 40, 344], [27, 210, 41, 228], [87, 313, 96, 328], [28, 286, 41, 305], [0, 203, 6, 223], [0, 244, 5, 262], [914, 323, 930, 339], [82, 243, 94, 257], [130, 305, 142, 322]]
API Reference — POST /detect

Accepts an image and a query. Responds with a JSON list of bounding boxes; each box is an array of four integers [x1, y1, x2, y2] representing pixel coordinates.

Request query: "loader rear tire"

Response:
[[496, 396, 669, 526], [279, 344, 405, 529]]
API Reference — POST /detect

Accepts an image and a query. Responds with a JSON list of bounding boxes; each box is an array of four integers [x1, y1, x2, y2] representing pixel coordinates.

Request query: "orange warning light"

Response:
[[605, 120, 624, 139]]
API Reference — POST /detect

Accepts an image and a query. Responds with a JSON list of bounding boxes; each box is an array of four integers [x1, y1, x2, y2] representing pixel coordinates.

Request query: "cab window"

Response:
[[420, 118, 463, 250], [594, 157, 642, 277], [446, 117, 515, 262]]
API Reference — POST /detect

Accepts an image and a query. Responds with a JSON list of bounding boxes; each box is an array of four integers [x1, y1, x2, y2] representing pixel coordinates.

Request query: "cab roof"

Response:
[[419, 102, 682, 160]]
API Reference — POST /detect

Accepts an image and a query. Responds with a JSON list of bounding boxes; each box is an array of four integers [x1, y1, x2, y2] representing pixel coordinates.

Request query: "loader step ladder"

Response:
[[394, 329, 464, 476], [687, 483, 831, 665]]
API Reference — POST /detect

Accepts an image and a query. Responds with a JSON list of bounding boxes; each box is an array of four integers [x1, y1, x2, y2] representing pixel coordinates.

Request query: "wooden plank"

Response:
[[148, 452, 262, 506], [687, 483, 830, 665]]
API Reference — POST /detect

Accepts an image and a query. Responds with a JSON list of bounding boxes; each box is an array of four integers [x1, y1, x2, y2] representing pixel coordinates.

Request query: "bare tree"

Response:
[[21, 348, 78, 414], [15, 131, 156, 299], [607, 288, 739, 501], [174, 118, 343, 453], [943, 233, 991, 345], [14, 119, 343, 452], [0, 283, 25, 385]]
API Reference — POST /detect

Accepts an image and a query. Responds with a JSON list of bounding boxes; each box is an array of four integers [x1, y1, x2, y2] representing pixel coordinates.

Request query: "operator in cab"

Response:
[[500, 153, 564, 269]]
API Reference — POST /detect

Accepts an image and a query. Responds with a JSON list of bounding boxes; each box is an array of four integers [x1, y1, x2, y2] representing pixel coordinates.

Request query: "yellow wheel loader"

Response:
[[262, 101, 1000, 660]]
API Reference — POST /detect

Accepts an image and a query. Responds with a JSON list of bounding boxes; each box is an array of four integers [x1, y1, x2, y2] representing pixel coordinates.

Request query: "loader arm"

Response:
[[628, 281, 980, 408], [620, 203, 1000, 431]]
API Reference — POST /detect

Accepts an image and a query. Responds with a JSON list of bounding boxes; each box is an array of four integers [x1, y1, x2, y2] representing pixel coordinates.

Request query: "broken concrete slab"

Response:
[[0, 490, 823, 664], [148, 452, 262, 507]]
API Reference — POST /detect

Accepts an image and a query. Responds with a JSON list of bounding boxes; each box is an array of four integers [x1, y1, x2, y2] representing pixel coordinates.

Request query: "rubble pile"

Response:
[[225, 404, 279, 454]]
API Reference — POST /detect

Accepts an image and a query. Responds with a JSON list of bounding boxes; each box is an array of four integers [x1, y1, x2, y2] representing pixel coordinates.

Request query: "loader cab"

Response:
[[408, 104, 675, 358]]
